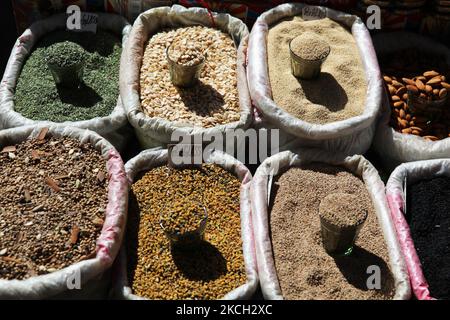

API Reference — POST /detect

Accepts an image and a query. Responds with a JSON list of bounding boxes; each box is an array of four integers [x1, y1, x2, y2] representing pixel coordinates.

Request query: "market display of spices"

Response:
[[3, 1, 450, 302], [140, 26, 241, 128], [269, 164, 395, 300], [126, 164, 246, 299], [14, 30, 122, 122], [406, 177, 450, 300], [381, 49, 450, 140], [267, 17, 367, 124], [0, 130, 108, 280]]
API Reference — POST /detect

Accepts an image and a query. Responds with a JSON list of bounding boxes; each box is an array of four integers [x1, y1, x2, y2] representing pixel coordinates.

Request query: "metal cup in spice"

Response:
[[289, 32, 330, 79], [160, 199, 207, 247], [45, 41, 86, 88], [166, 40, 206, 87], [319, 193, 368, 256]]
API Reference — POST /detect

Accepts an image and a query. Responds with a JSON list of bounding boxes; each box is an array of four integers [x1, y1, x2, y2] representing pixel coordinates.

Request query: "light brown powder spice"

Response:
[[290, 32, 330, 61], [319, 193, 367, 228], [270, 164, 395, 300], [268, 17, 367, 124]]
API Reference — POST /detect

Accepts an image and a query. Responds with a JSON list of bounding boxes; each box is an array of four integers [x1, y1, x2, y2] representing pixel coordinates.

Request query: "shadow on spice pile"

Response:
[[297, 72, 348, 113], [56, 83, 103, 108], [171, 242, 227, 281], [333, 247, 394, 294], [175, 82, 225, 117]]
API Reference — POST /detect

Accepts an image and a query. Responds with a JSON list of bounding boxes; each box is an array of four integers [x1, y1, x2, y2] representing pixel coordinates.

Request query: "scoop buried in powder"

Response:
[[319, 193, 368, 256], [289, 32, 330, 79]]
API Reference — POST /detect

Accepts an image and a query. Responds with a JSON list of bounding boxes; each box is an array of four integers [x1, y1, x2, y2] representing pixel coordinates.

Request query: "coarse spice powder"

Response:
[[269, 164, 395, 300], [319, 193, 367, 228], [406, 177, 450, 300], [140, 26, 241, 128], [267, 17, 367, 124], [126, 164, 246, 299], [0, 133, 108, 280], [290, 32, 330, 61], [14, 30, 122, 122]]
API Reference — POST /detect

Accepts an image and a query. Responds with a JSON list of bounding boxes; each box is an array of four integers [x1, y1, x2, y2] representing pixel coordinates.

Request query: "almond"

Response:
[[393, 101, 404, 108], [402, 93, 408, 101], [442, 82, 450, 90], [383, 75, 393, 83], [392, 80, 404, 88], [399, 109, 406, 119], [411, 130, 421, 136], [392, 95, 401, 102], [388, 84, 396, 95], [423, 70, 440, 78], [424, 135, 438, 141], [427, 76, 442, 85], [410, 126, 423, 132], [402, 128, 413, 134], [440, 88, 448, 99], [415, 79, 425, 91], [402, 78, 416, 86], [396, 86, 406, 96], [398, 118, 408, 129], [406, 84, 419, 94], [425, 85, 433, 93]]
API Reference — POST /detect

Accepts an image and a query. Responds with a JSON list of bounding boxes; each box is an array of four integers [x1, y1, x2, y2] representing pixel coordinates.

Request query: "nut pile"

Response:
[[126, 164, 246, 299], [160, 198, 205, 234], [0, 130, 108, 280], [168, 40, 204, 67], [140, 26, 241, 127], [381, 49, 450, 140]]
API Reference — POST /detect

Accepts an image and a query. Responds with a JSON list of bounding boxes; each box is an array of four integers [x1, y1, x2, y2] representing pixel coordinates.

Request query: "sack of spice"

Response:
[[247, 3, 383, 156], [114, 148, 258, 299], [0, 124, 128, 299], [386, 159, 450, 300], [372, 32, 450, 169], [250, 148, 411, 300], [120, 5, 252, 149], [0, 13, 132, 152]]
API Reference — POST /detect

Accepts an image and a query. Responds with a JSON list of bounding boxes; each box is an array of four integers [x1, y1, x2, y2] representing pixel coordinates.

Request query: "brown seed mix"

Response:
[[319, 193, 367, 228], [380, 49, 450, 141], [160, 198, 205, 234], [140, 26, 240, 128], [0, 133, 108, 280], [270, 164, 395, 300], [127, 164, 246, 300]]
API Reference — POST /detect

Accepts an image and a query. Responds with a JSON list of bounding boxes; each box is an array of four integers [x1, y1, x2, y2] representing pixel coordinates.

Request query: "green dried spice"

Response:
[[45, 41, 86, 67], [14, 30, 121, 122]]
